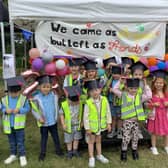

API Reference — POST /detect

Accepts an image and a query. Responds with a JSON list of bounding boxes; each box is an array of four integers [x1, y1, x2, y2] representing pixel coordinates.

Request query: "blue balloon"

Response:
[[157, 61, 166, 70]]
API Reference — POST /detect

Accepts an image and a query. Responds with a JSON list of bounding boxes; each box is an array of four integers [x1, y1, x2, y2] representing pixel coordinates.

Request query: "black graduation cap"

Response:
[[84, 79, 100, 91], [6, 76, 25, 92], [111, 66, 122, 74], [37, 75, 52, 85], [126, 78, 140, 88], [122, 57, 134, 65], [83, 60, 97, 70], [152, 70, 167, 79], [103, 57, 117, 67], [64, 85, 82, 101], [69, 58, 86, 67], [129, 61, 148, 73]]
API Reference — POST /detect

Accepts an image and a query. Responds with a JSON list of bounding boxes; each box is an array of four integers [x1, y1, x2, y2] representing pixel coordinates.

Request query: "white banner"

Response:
[[3, 54, 16, 79], [35, 21, 166, 59]]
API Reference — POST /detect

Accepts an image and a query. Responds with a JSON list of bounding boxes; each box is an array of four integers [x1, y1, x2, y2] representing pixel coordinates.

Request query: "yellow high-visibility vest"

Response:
[[121, 92, 146, 120], [86, 96, 108, 133], [2, 95, 27, 134]]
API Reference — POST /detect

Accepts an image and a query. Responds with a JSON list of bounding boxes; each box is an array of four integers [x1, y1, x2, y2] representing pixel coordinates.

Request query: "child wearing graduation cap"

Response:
[[63, 58, 84, 87], [1, 76, 30, 167], [121, 57, 134, 77], [129, 61, 151, 139], [113, 78, 152, 161], [31, 75, 63, 161], [59, 85, 83, 159], [102, 57, 117, 96], [147, 70, 168, 155], [83, 80, 111, 168], [107, 66, 123, 139]]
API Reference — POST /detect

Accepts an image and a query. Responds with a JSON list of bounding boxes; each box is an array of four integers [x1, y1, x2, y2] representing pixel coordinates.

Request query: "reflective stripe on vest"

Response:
[[30, 101, 42, 127], [86, 96, 107, 133], [67, 74, 73, 86], [121, 92, 146, 121], [2, 95, 27, 134], [61, 100, 82, 133]]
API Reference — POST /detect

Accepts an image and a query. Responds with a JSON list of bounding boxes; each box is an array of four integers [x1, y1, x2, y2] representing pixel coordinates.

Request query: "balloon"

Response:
[[157, 61, 166, 69], [97, 68, 105, 77], [129, 55, 139, 63], [144, 70, 150, 77], [29, 58, 34, 64], [165, 61, 168, 69], [140, 57, 148, 66], [165, 54, 168, 61], [60, 58, 69, 65], [32, 58, 44, 71], [55, 59, 66, 70], [56, 66, 68, 76], [149, 65, 158, 72], [45, 63, 56, 75], [148, 57, 157, 66], [95, 58, 103, 68], [41, 50, 53, 63], [29, 48, 40, 59]]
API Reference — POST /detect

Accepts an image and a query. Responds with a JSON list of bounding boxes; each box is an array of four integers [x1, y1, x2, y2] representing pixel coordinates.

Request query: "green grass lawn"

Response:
[[0, 113, 168, 168]]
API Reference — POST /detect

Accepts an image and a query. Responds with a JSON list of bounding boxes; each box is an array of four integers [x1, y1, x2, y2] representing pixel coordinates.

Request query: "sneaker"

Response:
[[138, 130, 143, 139], [73, 150, 81, 157], [20, 156, 27, 167], [107, 130, 117, 138], [56, 150, 64, 156], [88, 157, 95, 168], [150, 147, 159, 155], [117, 129, 122, 139], [66, 151, 73, 159], [4, 155, 17, 164], [164, 147, 168, 154], [96, 154, 109, 164]]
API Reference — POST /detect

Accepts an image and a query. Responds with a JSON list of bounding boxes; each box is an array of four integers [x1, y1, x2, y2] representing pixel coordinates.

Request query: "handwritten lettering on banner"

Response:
[[35, 22, 166, 59]]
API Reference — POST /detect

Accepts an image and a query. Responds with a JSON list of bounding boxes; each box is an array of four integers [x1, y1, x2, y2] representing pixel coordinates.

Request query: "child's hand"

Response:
[[107, 124, 111, 133], [86, 130, 92, 135], [153, 102, 160, 107], [109, 88, 113, 93], [62, 124, 67, 130], [164, 102, 168, 107], [6, 109, 13, 114], [39, 118, 45, 124], [13, 108, 19, 114]]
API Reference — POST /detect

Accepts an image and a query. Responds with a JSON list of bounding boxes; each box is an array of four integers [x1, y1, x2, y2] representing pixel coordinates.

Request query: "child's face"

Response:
[[9, 91, 20, 98], [127, 87, 138, 96], [124, 64, 131, 75], [133, 69, 143, 79], [86, 70, 97, 79], [40, 83, 51, 95], [89, 88, 101, 99], [154, 78, 164, 91], [70, 66, 79, 75], [112, 74, 121, 80]]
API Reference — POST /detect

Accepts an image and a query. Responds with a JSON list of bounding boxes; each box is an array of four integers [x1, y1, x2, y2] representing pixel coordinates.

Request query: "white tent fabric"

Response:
[[8, 0, 168, 22]]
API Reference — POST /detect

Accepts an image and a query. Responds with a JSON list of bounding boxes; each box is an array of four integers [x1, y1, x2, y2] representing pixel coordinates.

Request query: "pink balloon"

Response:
[[45, 63, 56, 75], [32, 58, 44, 71], [29, 48, 40, 59], [56, 66, 68, 76], [140, 57, 148, 66]]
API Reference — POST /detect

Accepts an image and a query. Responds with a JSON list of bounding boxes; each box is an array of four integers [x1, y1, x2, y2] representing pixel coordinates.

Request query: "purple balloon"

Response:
[[149, 65, 158, 72], [32, 58, 44, 71], [165, 61, 168, 69]]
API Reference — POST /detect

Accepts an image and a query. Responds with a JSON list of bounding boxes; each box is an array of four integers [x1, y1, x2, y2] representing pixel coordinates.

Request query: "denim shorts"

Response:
[[109, 102, 121, 117]]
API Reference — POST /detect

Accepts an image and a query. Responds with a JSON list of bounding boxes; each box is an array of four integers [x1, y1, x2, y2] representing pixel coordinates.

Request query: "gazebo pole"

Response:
[[0, 22, 5, 56]]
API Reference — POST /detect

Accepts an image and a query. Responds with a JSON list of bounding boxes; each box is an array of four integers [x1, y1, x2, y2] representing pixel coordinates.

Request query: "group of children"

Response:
[[1, 56, 168, 168]]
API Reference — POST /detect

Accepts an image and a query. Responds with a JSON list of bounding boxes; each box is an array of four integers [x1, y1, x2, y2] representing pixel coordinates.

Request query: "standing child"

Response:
[[31, 75, 63, 161], [83, 80, 111, 167], [1, 76, 30, 167], [147, 70, 168, 155], [107, 66, 123, 139], [59, 86, 82, 159], [113, 78, 152, 161]]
